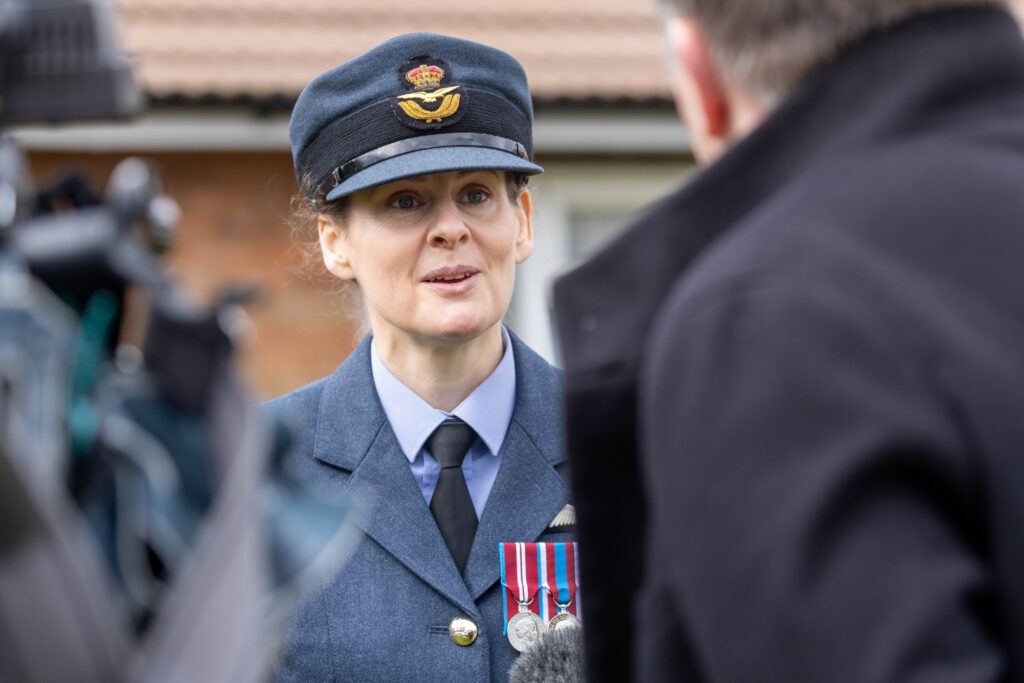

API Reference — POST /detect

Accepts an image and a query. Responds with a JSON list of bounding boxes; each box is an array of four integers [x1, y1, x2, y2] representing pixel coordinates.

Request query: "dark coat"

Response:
[[267, 333, 574, 681], [552, 7, 1024, 681]]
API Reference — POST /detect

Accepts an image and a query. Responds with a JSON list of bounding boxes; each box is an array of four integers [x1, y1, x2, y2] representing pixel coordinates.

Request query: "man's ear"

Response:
[[318, 215, 356, 280], [664, 17, 730, 160]]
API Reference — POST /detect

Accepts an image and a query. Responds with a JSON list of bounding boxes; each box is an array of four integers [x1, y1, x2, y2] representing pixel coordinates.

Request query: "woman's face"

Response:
[[318, 170, 533, 350]]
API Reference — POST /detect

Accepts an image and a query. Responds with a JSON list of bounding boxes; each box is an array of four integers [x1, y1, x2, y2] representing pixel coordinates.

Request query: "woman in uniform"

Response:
[[269, 33, 577, 681]]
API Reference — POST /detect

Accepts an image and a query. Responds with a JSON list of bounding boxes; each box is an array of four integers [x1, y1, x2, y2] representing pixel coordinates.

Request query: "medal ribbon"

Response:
[[540, 542, 581, 620], [574, 541, 583, 620], [499, 542, 543, 635]]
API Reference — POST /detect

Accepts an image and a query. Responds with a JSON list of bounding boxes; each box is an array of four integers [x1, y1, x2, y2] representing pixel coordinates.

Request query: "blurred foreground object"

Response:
[[0, 0, 141, 124], [0, 2, 357, 681], [554, 1, 1024, 681], [508, 625, 583, 683]]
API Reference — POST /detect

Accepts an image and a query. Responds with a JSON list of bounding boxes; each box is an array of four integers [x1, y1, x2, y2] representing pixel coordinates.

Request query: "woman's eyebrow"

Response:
[[454, 170, 499, 179]]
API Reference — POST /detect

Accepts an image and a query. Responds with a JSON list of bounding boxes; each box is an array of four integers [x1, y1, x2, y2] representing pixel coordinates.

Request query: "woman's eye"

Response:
[[391, 194, 418, 209], [464, 189, 487, 204]]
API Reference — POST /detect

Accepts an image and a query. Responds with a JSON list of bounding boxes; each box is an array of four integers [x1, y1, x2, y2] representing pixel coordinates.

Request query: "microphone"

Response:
[[509, 625, 584, 683]]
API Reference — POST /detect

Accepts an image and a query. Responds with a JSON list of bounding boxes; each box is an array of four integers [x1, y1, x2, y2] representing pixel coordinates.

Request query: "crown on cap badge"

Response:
[[393, 56, 467, 129], [407, 64, 444, 91]]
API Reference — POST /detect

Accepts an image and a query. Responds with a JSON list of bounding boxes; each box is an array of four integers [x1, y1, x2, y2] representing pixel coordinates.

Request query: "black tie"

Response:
[[427, 420, 478, 573]]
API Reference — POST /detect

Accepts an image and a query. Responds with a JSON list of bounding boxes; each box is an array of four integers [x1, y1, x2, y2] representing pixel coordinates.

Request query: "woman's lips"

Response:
[[422, 266, 480, 293]]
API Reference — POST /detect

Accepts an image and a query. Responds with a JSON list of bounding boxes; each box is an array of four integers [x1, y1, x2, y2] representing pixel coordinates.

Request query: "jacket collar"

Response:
[[312, 331, 565, 470], [554, 6, 1024, 377], [463, 330, 568, 599], [370, 326, 517, 461], [311, 335, 385, 472], [311, 331, 568, 612]]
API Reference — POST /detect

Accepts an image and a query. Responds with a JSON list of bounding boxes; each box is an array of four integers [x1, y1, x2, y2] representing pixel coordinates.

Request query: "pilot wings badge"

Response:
[[547, 503, 576, 530], [396, 86, 461, 123], [392, 58, 468, 129]]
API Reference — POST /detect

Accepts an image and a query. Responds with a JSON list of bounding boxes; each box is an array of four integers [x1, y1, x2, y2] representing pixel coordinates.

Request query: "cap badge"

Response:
[[393, 57, 467, 129], [407, 63, 444, 91], [396, 83, 460, 123]]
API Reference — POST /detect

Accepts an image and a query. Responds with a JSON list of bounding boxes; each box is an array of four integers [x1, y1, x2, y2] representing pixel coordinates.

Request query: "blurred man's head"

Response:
[[658, 0, 1002, 162]]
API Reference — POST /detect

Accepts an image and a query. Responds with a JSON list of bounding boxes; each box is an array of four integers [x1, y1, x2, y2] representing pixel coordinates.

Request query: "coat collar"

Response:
[[462, 329, 569, 599], [312, 331, 568, 613], [312, 335, 385, 472], [553, 7, 1024, 378]]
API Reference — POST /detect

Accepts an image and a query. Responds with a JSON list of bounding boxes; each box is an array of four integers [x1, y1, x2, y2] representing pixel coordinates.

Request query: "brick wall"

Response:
[[28, 150, 359, 400]]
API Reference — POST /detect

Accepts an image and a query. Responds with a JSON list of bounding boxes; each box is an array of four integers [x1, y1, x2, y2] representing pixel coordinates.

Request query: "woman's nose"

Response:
[[427, 200, 470, 248]]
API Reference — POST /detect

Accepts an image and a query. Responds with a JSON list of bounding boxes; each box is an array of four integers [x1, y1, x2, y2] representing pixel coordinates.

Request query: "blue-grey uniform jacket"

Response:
[[268, 333, 573, 682]]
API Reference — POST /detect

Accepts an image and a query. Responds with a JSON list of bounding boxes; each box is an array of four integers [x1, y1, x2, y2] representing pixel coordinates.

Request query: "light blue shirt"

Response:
[[370, 328, 516, 518]]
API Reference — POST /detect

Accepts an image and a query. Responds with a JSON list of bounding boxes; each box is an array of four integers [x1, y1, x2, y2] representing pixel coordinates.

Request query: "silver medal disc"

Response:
[[507, 610, 546, 652], [547, 611, 582, 632]]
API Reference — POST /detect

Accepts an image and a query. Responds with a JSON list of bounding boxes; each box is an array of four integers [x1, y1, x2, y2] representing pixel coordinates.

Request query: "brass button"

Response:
[[449, 615, 478, 646]]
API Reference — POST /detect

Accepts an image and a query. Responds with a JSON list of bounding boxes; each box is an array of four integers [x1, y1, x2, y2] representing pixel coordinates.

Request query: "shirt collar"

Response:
[[370, 326, 517, 462]]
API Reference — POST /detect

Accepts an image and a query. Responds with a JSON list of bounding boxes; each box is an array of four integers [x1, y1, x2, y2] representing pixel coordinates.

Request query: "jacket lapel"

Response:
[[311, 338, 477, 616], [346, 426, 478, 616], [463, 421, 568, 600], [310, 334, 569, 609], [463, 334, 570, 600]]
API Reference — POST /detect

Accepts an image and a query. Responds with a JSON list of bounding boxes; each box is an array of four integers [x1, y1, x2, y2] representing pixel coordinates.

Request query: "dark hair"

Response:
[[658, 0, 1003, 103]]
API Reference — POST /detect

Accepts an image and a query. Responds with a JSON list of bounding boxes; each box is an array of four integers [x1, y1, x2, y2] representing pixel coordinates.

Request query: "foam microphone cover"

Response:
[[508, 626, 584, 683]]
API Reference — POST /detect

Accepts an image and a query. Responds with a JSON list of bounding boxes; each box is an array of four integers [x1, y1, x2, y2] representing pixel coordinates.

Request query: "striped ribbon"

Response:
[[540, 542, 581, 621], [500, 542, 582, 635]]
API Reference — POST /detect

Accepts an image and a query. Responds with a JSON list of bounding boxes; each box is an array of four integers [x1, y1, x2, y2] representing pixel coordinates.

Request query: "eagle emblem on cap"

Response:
[[393, 57, 467, 129]]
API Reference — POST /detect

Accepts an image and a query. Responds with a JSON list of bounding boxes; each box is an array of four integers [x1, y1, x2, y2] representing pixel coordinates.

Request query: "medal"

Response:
[[547, 609, 582, 631], [540, 541, 582, 631], [507, 600, 546, 652], [500, 541, 583, 649], [500, 542, 546, 651]]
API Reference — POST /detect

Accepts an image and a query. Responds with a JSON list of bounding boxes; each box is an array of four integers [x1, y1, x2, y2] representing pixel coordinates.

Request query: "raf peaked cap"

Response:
[[290, 33, 544, 201]]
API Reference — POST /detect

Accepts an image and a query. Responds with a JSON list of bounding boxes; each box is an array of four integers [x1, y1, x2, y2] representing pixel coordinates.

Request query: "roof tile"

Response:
[[114, 0, 672, 101]]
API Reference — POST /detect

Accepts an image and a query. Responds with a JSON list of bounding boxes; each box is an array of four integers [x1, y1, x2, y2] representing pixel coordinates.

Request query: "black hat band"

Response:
[[318, 133, 529, 197], [298, 89, 532, 198]]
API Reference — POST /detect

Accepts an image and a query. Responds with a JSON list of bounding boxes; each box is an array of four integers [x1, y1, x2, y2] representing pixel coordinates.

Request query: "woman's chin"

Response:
[[427, 313, 501, 344]]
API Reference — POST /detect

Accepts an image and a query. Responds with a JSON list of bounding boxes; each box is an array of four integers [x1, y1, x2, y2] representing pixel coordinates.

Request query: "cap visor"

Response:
[[324, 146, 543, 200]]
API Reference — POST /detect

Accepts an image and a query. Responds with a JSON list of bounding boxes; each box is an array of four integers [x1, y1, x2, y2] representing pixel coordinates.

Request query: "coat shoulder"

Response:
[[264, 377, 329, 432], [511, 333, 563, 396], [509, 332, 567, 468], [262, 377, 331, 467]]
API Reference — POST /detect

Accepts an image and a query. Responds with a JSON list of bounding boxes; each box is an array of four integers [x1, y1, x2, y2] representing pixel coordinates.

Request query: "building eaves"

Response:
[[114, 0, 674, 103]]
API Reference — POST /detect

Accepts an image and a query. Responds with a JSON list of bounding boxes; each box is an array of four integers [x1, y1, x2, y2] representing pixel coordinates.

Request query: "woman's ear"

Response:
[[513, 188, 534, 264], [318, 214, 356, 280]]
